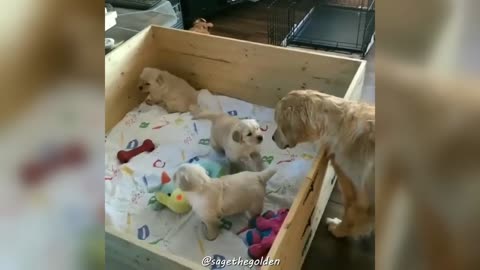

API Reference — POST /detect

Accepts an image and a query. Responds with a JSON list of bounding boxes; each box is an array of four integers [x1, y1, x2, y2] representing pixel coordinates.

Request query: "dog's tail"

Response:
[[191, 107, 223, 121], [257, 167, 277, 186]]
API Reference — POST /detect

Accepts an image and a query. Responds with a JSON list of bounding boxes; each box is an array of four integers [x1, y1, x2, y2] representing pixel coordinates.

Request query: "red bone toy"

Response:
[[117, 139, 155, 164], [21, 142, 87, 187]]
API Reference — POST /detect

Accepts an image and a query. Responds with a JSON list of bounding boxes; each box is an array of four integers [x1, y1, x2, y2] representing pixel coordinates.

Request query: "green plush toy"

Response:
[[145, 172, 191, 214], [188, 156, 229, 178], [155, 188, 191, 214]]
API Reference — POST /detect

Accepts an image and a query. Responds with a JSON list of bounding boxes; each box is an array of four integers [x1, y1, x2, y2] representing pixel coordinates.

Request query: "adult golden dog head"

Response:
[[272, 90, 333, 149], [272, 90, 375, 150]]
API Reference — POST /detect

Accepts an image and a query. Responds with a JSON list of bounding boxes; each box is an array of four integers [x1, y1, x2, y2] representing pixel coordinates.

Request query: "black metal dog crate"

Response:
[[267, 0, 375, 56]]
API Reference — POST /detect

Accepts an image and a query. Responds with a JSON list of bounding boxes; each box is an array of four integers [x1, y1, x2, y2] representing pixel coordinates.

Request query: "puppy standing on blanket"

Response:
[[272, 90, 375, 239], [173, 163, 277, 240], [137, 67, 199, 113], [191, 109, 265, 172]]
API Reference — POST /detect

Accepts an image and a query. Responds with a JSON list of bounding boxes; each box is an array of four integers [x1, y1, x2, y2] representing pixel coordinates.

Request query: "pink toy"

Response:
[[239, 208, 289, 259], [117, 139, 155, 164], [248, 233, 276, 259], [253, 208, 289, 232]]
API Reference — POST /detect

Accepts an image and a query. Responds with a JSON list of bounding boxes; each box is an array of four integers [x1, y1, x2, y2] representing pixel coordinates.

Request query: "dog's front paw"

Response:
[[328, 223, 345, 238], [328, 223, 338, 233], [202, 222, 220, 241]]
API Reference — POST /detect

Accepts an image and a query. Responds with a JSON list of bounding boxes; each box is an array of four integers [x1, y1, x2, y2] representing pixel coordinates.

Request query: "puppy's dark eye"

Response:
[[247, 132, 252, 136]]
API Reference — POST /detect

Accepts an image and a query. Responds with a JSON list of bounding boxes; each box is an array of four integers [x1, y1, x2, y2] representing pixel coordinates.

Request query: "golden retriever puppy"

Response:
[[189, 18, 214, 34], [173, 163, 277, 240], [272, 89, 375, 238], [137, 67, 199, 113], [192, 109, 265, 172]]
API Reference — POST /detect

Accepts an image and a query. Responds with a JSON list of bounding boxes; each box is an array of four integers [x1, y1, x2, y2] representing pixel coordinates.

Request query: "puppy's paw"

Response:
[[202, 222, 220, 241]]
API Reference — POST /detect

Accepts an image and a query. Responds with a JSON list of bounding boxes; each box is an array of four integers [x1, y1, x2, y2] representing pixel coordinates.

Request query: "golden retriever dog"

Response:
[[137, 67, 199, 113], [192, 109, 265, 172], [272, 89, 375, 238], [173, 163, 277, 240], [189, 18, 214, 34]]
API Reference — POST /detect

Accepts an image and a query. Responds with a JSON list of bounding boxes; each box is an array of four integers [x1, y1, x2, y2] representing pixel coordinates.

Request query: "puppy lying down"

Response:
[[173, 163, 277, 241], [137, 67, 199, 113], [191, 109, 265, 172]]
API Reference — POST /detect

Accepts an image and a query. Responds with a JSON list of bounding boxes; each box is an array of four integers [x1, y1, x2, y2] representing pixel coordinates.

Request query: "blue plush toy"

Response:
[[188, 156, 229, 178]]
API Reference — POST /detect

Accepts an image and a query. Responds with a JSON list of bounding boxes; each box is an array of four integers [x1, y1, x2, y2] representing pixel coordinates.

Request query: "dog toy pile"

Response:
[[239, 208, 289, 259]]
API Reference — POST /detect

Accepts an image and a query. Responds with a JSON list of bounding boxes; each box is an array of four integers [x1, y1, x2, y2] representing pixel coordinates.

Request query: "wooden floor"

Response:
[[209, 2, 270, 44]]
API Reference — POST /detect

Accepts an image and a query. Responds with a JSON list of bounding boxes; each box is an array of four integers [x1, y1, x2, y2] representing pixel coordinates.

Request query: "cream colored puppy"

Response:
[[173, 163, 277, 240], [192, 109, 265, 172], [137, 67, 199, 113], [272, 90, 375, 239]]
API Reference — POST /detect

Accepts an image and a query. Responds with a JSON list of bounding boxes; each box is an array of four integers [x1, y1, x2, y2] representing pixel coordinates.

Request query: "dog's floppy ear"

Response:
[[276, 106, 293, 130], [175, 169, 193, 191], [155, 73, 164, 85], [232, 130, 242, 143]]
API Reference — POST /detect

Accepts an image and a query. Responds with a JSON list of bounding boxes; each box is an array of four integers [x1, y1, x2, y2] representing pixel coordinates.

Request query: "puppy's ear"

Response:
[[232, 130, 242, 143], [175, 170, 193, 191], [155, 74, 164, 85]]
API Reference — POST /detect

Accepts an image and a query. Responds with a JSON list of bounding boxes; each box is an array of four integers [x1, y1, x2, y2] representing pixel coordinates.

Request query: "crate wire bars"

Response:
[[267, 0, 375, 56]]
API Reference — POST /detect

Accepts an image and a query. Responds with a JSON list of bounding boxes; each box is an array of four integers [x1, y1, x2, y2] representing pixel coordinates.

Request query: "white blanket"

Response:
[[105, 90, 319, 269]]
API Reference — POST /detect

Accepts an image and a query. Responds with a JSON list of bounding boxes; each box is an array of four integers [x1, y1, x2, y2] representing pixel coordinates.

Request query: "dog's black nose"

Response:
[[257, 135, 263, 142]]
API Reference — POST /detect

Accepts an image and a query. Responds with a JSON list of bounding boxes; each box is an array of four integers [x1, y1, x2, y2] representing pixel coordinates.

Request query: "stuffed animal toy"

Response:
[[144, 171, 191, 214], [154, 188, 190, 214], [188, 156, 229, 178], [239, 208, 289, 259], [140, 156, 229, 214], [189, 18, 214, 34]]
